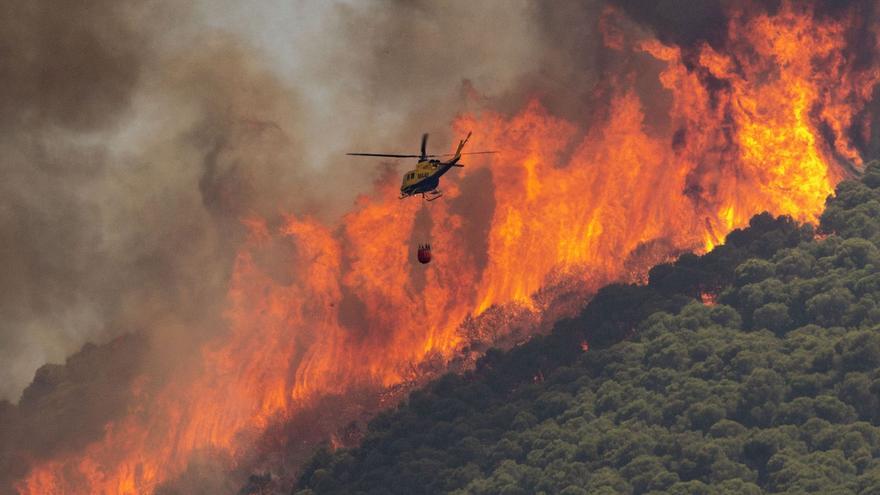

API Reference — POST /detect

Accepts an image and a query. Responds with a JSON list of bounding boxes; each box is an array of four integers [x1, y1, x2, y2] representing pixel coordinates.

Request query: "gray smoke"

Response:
[[0, 0, 187, 402]]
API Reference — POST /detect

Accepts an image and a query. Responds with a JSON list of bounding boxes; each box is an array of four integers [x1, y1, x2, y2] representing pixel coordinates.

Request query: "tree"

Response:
[[806, 288, 854, 327], [753, 302, 793, 334]]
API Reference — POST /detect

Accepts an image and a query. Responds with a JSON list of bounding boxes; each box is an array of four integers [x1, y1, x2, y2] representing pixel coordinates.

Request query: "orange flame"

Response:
[[16, 2, 879, 493]]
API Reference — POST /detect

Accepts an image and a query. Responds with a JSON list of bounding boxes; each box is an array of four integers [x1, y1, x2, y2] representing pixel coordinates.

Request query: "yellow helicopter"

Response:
[[348, 132, 495, 201]]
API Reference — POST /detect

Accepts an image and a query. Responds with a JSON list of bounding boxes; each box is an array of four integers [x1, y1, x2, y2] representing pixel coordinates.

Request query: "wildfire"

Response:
[[16, 2, 879, 493]]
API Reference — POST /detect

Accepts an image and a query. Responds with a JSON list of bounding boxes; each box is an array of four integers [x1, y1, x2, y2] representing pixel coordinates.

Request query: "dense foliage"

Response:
[[293, 163, 880, 495]]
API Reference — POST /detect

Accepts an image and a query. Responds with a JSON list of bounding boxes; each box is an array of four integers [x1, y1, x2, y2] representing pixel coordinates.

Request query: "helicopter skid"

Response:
[[399, 190, 442, 201]]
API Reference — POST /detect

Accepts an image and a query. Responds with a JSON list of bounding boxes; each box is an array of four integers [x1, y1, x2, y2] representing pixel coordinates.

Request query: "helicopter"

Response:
[[347, 132, 495, 201]]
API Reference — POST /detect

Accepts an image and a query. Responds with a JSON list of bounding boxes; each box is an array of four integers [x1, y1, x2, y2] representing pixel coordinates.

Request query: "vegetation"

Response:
[[293, 162, 880, 495]]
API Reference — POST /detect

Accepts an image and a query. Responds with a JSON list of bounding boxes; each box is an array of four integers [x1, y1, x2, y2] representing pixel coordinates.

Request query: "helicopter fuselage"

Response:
[[400, 159, 455, 197]]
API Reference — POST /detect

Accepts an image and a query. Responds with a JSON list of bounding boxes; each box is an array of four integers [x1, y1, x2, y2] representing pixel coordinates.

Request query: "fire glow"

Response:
[[17, 2, 880, 493]]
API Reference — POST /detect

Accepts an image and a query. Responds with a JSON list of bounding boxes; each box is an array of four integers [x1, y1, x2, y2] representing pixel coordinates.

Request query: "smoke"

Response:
[[0, 0, 180, 402], [0, 0, 304, 407]]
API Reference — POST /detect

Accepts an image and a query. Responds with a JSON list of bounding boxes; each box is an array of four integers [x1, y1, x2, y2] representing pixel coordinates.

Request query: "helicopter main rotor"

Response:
[[346, 133, 496, 159]]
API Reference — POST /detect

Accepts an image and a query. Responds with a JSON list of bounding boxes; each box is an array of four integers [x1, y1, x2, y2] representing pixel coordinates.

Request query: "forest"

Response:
[[290, 162, 880, 495]]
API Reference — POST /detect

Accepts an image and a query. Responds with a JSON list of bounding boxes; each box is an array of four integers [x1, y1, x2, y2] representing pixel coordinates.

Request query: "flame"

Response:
[[700, 292, 718, 307], [16, 2, 880, 493]]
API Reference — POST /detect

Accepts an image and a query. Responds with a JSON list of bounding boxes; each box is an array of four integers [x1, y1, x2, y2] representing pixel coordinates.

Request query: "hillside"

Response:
[[291, 162, 880, 495]]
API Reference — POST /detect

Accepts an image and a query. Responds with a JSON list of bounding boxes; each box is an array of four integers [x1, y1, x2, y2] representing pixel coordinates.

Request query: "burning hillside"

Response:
[[5, 0, 880, 493]]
